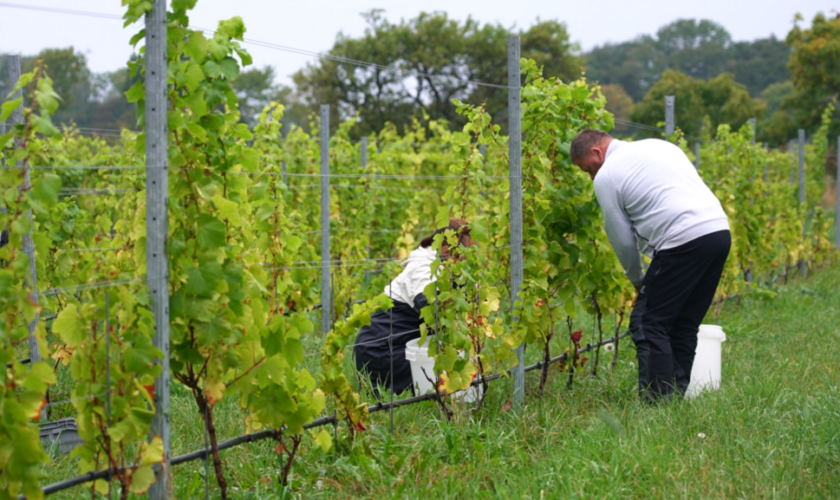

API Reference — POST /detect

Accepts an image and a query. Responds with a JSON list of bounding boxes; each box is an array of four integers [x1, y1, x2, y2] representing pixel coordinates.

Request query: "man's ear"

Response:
[[594, 143, 607, 161]]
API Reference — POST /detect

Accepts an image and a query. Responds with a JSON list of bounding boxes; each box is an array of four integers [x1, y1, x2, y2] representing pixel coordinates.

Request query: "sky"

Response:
[[0, 0, 836, 86]]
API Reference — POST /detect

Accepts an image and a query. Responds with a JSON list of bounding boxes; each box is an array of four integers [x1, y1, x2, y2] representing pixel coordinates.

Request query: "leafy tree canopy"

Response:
[[600, 83, 633, 121], [231, 66, 311, 129], [290, 10, 583, 136], [586, 19, 790, 101], [757, 81, 796, 146], [783, 12, 840, 137], [628, 69, 765, 139], [1, 49, 138, 133]]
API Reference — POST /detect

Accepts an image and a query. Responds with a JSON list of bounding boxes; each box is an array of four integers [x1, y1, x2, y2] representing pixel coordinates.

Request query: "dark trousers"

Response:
[[630, 230, 731, 401]]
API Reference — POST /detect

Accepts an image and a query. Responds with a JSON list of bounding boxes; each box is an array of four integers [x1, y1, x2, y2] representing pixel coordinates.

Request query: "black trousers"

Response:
[[630, 230, 731, 401], [354, 301, 423, 396]]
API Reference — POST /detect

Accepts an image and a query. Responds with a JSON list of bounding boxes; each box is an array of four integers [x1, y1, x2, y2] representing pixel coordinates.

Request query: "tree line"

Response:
[[2, 11, 837, 151]]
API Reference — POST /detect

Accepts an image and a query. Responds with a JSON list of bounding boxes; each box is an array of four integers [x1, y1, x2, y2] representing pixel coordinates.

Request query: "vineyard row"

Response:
[[1, 1, 838, 498]]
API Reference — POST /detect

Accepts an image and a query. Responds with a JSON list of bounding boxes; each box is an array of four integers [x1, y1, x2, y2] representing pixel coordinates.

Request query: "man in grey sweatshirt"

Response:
[[571, 129, 731, 401]]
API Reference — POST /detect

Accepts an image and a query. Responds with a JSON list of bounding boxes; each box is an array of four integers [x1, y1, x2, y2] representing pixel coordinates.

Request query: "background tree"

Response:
[[231, 66, 308, 128], [585, 36, 660, 103], [655, 19, 731, 80], [700, 73, 767, 131], [600, 83, 634, 122], [629, 69, 765, 138], [232, 66, 279, 127], [784, 12, 840, 138], [291, 10, 583, 136], [600, 83, 637, 137], [90, 65, 141, 131], [22, 48, 91, 109], [585, 19, 790, 102], [626, 70, 704, 136], [757, 81, 796, 146], [1, 49, 138, 133], [725, 36, 791, 96]]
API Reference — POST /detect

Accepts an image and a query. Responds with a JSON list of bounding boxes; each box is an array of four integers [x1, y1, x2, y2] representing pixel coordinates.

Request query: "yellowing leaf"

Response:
[[129, 465, 156, 494], [313, 429, 332, 453], [310, 389, 326, 415], [94, 479, 109, 496], [213, 195, 242, 226], [25, 361, 57, 391], [141, 436, 165, 467], [205, 380, 225, 406], [483, 317, 504, 339]]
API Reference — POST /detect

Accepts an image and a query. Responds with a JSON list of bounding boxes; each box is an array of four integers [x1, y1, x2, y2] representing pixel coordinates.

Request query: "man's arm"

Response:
[[594, 171, 644, 287]]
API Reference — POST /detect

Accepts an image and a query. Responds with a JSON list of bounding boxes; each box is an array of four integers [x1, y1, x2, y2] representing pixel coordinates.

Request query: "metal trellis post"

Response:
[[7, 56, 44, 382], [146, 0, 171, 498], [320, 105, 331, 336], [798, 129, 806, 278], [664, 95, 675, 139], [105, 290, 112, 499], [361, 137, 371, 283], [745, 117, 758, 284], [789, 140, 795, 185], [508, 37, 525, 405]]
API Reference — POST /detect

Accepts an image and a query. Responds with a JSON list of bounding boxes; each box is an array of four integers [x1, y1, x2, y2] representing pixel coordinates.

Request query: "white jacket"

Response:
[[593, 139, 729, 287], [383, 246, 436, 306]]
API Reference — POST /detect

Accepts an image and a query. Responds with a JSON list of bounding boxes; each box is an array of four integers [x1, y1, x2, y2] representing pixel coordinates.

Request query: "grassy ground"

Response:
[[43, 261, 840, 499]]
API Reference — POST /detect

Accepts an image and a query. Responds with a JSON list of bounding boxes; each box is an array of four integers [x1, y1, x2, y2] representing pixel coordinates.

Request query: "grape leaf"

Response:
[[197, 214, 226, 249], [52, 306, 85, 347]]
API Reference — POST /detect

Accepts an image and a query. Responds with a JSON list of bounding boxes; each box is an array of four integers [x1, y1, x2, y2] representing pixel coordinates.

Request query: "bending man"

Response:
[[571, 129, 731, 401]]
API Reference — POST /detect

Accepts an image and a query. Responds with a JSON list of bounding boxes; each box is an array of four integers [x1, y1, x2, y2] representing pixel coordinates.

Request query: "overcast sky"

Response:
[[1, 0, 836, 86]]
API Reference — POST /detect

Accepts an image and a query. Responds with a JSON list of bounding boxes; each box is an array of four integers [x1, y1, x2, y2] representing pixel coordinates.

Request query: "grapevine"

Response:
[[0, 2, 835, 495]]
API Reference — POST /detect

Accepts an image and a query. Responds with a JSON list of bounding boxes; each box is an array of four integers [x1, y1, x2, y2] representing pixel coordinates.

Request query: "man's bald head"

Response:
[[570, 129, 612, 163], [570, 129, 613, 180]]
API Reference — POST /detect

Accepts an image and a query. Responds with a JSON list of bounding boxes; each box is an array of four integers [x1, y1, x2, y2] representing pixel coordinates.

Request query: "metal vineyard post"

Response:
[[798, 129, 806, 278], [362, 136, 370, 283], [665, 95, 675, 138], [508, 36, 525, 405], [6, 55, 44, 385], [321, 104, 332, 335], [146, 0, 171, 497]]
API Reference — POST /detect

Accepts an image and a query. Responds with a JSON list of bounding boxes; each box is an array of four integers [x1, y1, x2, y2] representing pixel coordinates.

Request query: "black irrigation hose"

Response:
[[40, 470, 112, 496], [5, 358, 30, 369], [33, 330, 630, 497]]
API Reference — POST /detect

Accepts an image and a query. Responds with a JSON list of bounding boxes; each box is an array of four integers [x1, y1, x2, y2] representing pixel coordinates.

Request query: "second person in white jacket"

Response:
[[354, 218, 472, 396]]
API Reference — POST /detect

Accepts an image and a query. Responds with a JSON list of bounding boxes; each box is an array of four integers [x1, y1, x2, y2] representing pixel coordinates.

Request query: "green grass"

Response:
[[43, 261, 840, 499]]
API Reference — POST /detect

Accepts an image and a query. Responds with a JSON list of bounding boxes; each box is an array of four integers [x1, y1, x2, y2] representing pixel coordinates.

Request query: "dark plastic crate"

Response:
[[39, 418, 83, 455]]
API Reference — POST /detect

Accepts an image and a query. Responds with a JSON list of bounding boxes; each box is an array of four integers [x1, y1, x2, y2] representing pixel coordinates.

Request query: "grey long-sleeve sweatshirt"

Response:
[[593, 139, 729, 287]]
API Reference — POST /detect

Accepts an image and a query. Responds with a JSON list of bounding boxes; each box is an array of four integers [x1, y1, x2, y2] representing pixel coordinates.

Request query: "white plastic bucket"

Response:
[[404, 337, 482, 403], [686, 324, 726, 399]]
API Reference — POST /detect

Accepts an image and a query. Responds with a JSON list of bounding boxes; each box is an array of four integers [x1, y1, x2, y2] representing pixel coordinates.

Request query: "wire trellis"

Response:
[[3, 4, 836, 500]]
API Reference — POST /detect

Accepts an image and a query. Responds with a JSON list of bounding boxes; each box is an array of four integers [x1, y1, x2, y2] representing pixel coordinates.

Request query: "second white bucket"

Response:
[[404, 337, 482, 403], [686, 324, 726, 399]]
